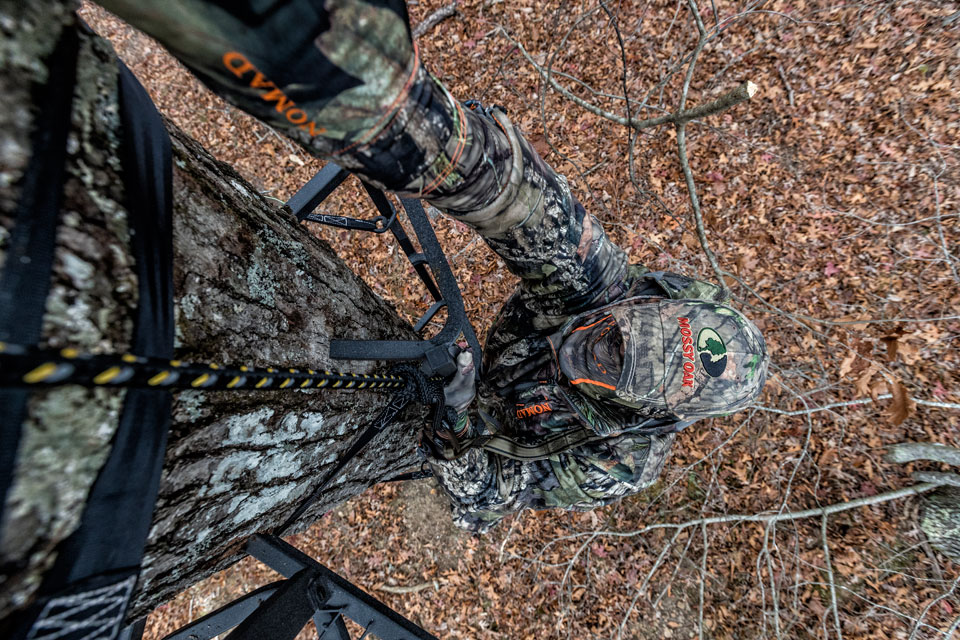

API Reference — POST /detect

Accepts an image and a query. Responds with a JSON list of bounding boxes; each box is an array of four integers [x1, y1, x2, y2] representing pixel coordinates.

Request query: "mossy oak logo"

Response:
[[677, 317, 696, 388], [697, 328, 728, 377]]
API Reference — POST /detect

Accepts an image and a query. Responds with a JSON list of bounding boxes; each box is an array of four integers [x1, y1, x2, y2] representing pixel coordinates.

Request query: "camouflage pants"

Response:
[[96, 0, 626, 305], [97, 0, 661, 533]]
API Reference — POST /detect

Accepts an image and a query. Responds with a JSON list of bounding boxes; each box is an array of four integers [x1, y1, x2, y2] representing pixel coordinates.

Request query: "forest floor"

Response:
[[80, 0, 960, 638]]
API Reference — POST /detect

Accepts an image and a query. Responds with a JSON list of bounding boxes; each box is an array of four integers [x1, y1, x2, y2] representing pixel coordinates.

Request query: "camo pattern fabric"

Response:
[[96, 0, 517, 215], [431, 430, 678, 533], [430, 267, 727, 532], [97, 0, 741, 533]]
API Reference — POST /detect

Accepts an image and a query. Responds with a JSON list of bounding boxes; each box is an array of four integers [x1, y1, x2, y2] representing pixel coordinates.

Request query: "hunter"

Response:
[[96, 0, 769, 533]]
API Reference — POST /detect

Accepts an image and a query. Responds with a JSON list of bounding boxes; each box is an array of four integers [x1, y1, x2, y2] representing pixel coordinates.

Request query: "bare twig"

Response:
[[946, 612, 960, 638], [698, 523, 707, 640], [755, 394, 960, 417], [763, 522, 784, 640], [504, 30, 756, 131], [677, 123, 729, 294], [531, 483, 951, 543], [776, 64, 795, 108], [909, 574, 960, 640], [412, 1, 458, 39], [822, 515, 844, 640]]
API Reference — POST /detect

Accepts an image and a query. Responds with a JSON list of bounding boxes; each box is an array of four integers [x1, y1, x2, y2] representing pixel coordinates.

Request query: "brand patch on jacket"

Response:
[[697, 327, 728, 377], [222, 52, 326, 136], [677, 317, 696, 388], [516, 401, 553, 419]]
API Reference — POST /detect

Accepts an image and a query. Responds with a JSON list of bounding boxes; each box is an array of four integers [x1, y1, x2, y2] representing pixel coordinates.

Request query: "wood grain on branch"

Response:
[[912, 472, 960, 488], [886, 443, 960, 467]]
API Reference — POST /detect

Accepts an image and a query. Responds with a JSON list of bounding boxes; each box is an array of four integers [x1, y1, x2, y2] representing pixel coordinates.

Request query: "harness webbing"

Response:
[[0, 24, 79, 529], [7, 56, 177, 640]]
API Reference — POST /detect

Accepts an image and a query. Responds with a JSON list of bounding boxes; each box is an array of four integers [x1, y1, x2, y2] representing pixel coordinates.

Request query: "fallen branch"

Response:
[[822, 515, 844, 640], [413, 1, 458, 39], [776, 64, 795, 108], [912, 472, 960, 488], [754, 394, 960, 417], [514, 483, 949, 560], [503, 30, 757, 132], [678, 122, 728, 294], [887, 443, 960, 467]]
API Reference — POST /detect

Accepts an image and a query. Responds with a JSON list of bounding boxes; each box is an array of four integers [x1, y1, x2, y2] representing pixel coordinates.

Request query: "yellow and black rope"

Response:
[[0, 342, 406, 391]]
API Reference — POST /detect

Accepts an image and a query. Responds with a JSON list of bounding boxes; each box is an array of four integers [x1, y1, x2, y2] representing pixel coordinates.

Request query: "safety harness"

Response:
[[0, 21, 470, 640], [1, 26, 179, 638]]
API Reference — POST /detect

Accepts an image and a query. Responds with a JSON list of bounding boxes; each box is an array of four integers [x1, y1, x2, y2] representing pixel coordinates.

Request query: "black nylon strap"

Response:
[[227, 569, 320, 640], [40, 60, 174, 588], [0, 25, 79, 530], [14, 60, 176, 640]]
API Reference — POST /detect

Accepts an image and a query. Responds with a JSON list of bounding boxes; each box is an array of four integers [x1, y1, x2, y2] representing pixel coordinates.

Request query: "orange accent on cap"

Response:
[[568, 378, 617, 391], [571, 315, 612, 333]]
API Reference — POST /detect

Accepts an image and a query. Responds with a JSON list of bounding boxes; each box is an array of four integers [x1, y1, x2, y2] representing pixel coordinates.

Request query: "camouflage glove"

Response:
[[422, 348, 475, 459], [443, 347, 476, 415]]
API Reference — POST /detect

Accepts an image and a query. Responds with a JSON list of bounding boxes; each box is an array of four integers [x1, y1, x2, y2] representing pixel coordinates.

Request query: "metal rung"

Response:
[[414, 301, 446, 333], [284, 164, 350, 221]]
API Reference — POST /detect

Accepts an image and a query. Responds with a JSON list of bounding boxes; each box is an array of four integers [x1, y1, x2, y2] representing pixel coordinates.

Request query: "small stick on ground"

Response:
[[777, 65, 795, 108], [413, 1, 458, 38], [377, 581, 440, 594]]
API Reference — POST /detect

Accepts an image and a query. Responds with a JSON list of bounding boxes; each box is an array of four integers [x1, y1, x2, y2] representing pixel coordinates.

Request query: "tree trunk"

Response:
[[920, 487, 960, 559], [0, 1, 424, 621]]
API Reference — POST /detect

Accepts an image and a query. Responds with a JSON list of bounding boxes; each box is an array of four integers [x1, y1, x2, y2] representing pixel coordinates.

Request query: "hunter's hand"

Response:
[[443, 348, 476, 414]]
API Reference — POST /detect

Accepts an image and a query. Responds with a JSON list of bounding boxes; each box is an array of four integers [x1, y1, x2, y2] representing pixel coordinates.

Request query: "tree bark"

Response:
[[920, 487, 960, 559], [0, 1, 425, 621]]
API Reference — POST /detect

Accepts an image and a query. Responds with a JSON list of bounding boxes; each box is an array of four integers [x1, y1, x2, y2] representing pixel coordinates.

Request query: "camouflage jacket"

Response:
[[428, 264, 728, 533]]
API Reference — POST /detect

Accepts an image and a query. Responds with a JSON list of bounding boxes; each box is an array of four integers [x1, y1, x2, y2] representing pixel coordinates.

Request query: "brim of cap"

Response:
[[610, 304, 668, 408], [557, 314, 621, 398]]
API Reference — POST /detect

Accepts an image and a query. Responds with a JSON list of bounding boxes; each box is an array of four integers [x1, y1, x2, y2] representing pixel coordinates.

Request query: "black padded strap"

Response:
[[0, 24, 79, 528], [15, 59, 175, 640], [40, 58, 174, 587]]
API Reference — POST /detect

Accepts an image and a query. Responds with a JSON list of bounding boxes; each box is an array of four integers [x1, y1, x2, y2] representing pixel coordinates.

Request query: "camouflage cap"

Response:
[[556, 298, 768, 419]]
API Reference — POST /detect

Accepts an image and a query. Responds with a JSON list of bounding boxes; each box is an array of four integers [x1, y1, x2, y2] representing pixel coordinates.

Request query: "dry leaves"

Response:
[[79, 0, 960, 638]]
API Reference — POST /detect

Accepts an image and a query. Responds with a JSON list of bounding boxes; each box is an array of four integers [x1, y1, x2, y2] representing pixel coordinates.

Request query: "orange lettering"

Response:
[[223, 51, 255, 78], [516, 402, 552, 419], [286, 108, 308, 125], [299, 121, 326, 136], [262, 88, 294, 113], [250, 72, 275, 89]]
